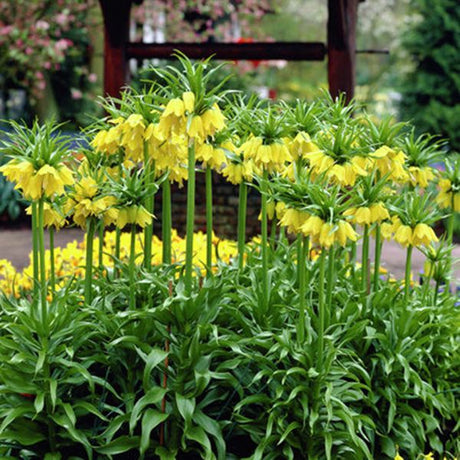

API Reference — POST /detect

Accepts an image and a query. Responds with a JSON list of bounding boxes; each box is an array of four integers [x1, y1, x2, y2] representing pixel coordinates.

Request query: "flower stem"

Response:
[[373, 225, 383, 292], [162, 179, 172, 265], [31, 202, 39, 299], [325, 244, 335, 329], [205, 165, 213, 273], [37, 199, 47, 321], [361, 224, 370, 296], [49, 226, 55, 297], [84, 218, 96, 305], [261, 168, 269, 310], [98, 220, 104, 273], [143, 148, 154, 269], [114, 227, 121, 276], [129, 223, 137, 309], [445, 198, 455, 293], [237, 181, 248, 270], [185, 141, 196, 295], [317, 249, 327, 370], [404, 245, 413, 301], [297, 235, 307, 342]]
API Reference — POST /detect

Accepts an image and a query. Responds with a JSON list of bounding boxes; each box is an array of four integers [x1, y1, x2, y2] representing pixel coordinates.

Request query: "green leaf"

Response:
[[49, 379, 57, 411], [0, 406, 33, 432], [176, 393, 195, 426], [138, 347, 168, 389], [96, 436, 140, 455], [44, 453, 62, 460], [155, 446, 178, 460], [34, 392, 45, 414], [193, 410, 225, 460], [129, 386, 167, 433], [185, 426, 213, 459], [140, 409, 169, 455]]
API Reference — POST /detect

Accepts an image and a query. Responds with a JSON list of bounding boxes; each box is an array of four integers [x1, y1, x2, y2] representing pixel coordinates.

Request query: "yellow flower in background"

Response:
[[222, 160, 256, 185], [116, 205, 153, 229], [335, 220, 358, 247]]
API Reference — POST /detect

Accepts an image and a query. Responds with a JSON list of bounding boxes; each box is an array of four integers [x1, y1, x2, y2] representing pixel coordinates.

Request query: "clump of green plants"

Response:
[[0, 55, 458, 459]]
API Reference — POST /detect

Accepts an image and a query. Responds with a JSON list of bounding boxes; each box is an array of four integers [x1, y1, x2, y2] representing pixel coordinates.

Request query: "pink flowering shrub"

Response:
[[0, 0, 96, 104]]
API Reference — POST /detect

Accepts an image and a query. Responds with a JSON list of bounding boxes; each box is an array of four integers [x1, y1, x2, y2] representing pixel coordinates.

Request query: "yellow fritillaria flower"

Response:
[[242, 137, 291, 173], [394, 223, 413, 246], [288, 131, 320, 160], [182, 91, 195, 113], [26, 202, 67, 229], [372, 145, 408, 182], [407, 166, 436, 188], [344, 202, 390, 226], [436, 178, 460, 212], [411, 223, 438, 247], [279, 208, 309, 234], [201, 104, 225, 135], [116, 205, 153, 229]]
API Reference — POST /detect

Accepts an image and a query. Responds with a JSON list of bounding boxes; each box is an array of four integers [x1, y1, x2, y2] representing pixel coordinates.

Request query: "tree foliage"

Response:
[[399, 0, 460, 151]]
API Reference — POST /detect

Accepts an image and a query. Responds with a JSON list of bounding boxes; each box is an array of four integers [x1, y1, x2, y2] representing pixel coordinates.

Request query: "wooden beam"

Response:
[[327, 0, 359, 103], [126, 42, 327, 61], [99, 0, 132, 97]]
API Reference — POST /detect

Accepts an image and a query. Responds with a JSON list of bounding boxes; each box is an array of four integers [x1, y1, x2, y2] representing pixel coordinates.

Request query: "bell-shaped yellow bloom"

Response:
[[394, 224, 413, 246], [201, 104, 225, 135], [163, 98, 185, 118], [411, 223, 438, 247], [187, 115, 205, 140], [407, 166, 436, 188], [369, 202, 390, 222], [182, 92, 195, 113], [301, 215, 324, 239], [279, 208, 309, 234], [335, 220, 358, 246], [116, 205, 153, 229]]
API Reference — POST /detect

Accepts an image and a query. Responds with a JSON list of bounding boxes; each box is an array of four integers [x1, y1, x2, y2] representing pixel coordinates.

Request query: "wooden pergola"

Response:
[[98, 0, 364, 102]]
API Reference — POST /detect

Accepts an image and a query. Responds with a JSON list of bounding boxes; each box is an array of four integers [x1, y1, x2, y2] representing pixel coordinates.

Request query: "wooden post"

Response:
[[98, 0, 132, 98], [327, 0, 359, 102]]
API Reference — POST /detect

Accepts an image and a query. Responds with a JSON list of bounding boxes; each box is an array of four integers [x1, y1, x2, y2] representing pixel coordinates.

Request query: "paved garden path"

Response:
[[0, 228, 459, 290]]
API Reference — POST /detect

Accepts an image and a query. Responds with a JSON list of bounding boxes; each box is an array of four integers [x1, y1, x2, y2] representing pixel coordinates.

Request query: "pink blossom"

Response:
[[35, 20, 50, 30], [25, 46, 33, 55], [88, 73, 97, 83], [70, 88, 83, 100]]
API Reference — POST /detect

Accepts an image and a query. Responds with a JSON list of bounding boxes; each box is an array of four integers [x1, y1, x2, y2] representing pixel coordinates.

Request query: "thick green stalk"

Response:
[[317, 249, 327, 370], [114, 227, 121, 276], [270, 215, 278, 251], [445, 196, 455, 293], [372, 225, 383, 292], [162, 179, 172, 265], [361, 224, 370, 295], [31, 202, 39, 298], [297, 235, 307, 343], [84, 218, 96, 304], [98, 220, 104, 272], [143, 146, 154, 269], [237, 181, 248, 270], [37, 199, 47, 320], [261, 169, 269, 310], [49, 226, 55, 297], [205, 165, 213, 273], [404, 245, 413, 302], [185, 141, 196, 295], [129, 224, 137, 309], [325, 244, 335, 328]]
